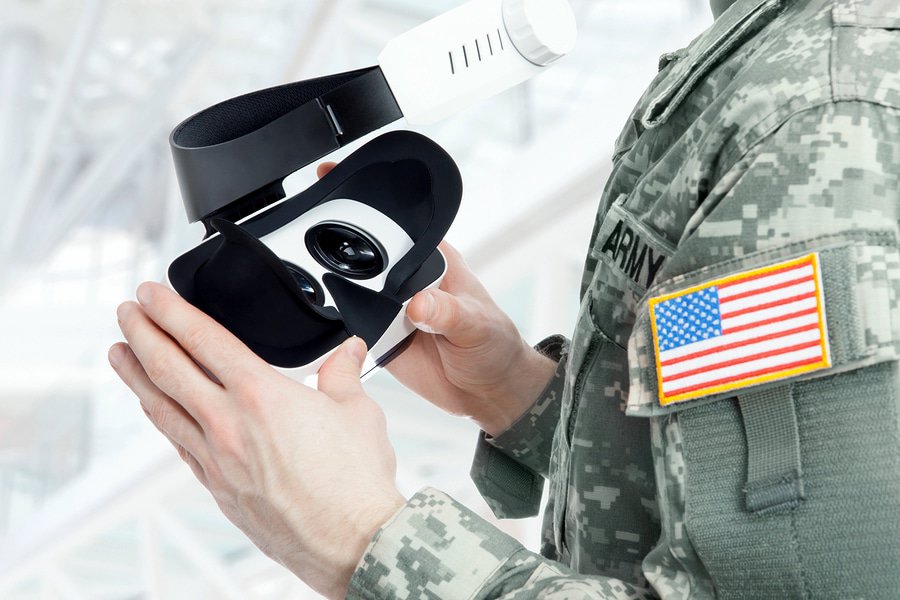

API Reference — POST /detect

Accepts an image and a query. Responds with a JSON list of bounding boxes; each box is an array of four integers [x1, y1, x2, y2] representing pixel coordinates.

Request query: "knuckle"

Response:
[[181, 323, 211, 355], [318, 359, 341, 381], [204, 465, 226, 495], [454, 297, 479, 328], [436, 294, 459, 325], [210, 425, 242, 461], [232, 373, 265, 405], [154, 288, 177, 314], [146, 403, 170, 432], [175, 444, 191, 463], [145, 355, 170, 384], [191, 402, 218, 428], [472, 304, 493, 330], [117, 302, 137, 327], [229, 363, 256, 387]]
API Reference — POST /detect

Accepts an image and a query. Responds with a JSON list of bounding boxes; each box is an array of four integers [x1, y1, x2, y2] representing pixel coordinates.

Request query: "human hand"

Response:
[[109, 282, 405, 600], [315, 163, 557, 437]]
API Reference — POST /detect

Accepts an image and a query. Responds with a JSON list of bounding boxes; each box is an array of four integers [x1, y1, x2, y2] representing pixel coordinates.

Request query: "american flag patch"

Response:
[[650, 253, 831, 406]]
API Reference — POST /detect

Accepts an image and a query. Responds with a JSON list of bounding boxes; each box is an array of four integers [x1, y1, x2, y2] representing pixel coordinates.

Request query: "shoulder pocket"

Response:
[[833, 0, 900, 29], [626, 231, 900, 416], [640, 0, 784, 128], [831, 0, 900, 107], [610, 49, 686, 162]]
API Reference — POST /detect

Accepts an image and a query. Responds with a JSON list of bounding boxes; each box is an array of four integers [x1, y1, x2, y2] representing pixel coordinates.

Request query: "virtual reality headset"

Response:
[[166, 0, 577, 381]]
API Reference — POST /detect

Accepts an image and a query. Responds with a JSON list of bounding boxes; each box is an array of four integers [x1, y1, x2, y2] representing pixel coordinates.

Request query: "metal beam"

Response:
[[9, 40, 206, 281], [0, 29, 38, 204], [153, 509, 247, 600], [2, 0, 106, 260], [0, 436, 185, 594], [139, 515, 163, 600], [279, 0, 361, 80], [45, 568, 87, 600]]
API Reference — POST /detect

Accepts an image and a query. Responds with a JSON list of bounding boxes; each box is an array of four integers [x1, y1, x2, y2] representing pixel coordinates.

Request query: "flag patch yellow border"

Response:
[[649, 253, 831, 406]]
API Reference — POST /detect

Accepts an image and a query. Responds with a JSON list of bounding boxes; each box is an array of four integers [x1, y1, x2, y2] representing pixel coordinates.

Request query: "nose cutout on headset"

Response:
[[322, 273, 403, 348], [191, 219, 347, 368]]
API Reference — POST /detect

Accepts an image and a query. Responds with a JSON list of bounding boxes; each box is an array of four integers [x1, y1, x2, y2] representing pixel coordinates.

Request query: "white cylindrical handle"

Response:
[[502, 0, 577, 66]]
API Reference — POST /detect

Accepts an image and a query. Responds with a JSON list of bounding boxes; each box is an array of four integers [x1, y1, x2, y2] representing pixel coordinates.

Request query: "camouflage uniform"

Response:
[[348, 0, 900, 597]]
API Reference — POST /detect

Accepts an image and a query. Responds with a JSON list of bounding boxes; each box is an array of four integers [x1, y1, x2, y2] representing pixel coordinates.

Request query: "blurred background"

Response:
[[0, 0, 710, 597]]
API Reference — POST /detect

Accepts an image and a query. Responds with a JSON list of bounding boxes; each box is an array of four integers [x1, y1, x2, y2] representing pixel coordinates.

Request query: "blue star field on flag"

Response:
[[653, 286, 722, 352]]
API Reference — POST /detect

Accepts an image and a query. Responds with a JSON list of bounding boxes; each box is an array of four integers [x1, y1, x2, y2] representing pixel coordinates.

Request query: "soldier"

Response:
[[110, 0, 900, 598]]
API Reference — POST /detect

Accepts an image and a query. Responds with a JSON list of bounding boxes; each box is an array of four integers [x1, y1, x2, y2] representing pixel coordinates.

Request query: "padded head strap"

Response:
[[170, 66, 402, 225]]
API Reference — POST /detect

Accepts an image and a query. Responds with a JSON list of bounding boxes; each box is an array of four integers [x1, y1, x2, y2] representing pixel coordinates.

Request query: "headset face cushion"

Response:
[[168, 131, 461, 369], [185, 219, 347, 368]]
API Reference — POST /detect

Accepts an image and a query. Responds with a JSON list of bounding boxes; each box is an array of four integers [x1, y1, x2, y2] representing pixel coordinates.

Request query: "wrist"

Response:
[[331, 490, 406, 598], [279, 489, 405, 600], [476, 341, 557, 437]]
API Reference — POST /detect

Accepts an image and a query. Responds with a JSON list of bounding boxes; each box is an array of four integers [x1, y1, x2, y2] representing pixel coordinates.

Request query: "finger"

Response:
[[175, 442, 209, 488], [316, 161, 337, 179], [405, 288, 488, 348], [117, 301, 223, 424], [437, 240, 464, 267], [135, 282, 269, 386], [317, 337, 367, 401], [435, 240, 486, 297], [109, 342, 210, 465]]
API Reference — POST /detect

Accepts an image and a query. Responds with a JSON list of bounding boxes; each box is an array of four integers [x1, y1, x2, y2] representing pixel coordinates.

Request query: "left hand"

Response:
[[109, 281, 405, 599]]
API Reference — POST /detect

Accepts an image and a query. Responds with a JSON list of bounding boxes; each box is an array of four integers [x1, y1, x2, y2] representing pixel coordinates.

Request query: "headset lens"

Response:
[[306, 222, 386, 279], [283, 263, 322, 305]]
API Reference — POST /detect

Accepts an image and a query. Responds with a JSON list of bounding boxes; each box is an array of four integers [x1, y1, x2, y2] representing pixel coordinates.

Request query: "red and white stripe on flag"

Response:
[[649, 253, 831, 406]]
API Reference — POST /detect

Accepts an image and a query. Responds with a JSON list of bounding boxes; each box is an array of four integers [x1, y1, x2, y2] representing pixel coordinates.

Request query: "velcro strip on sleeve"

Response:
[[738, 384, 805, 515]]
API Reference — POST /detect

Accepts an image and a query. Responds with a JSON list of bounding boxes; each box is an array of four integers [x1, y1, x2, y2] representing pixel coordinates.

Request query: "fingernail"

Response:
[[108, 344, 125, 369], [136, 282, 153, 306], [409, 292, 435, 327], [346, 336, 367, 366], [116, 302, 129, 324]]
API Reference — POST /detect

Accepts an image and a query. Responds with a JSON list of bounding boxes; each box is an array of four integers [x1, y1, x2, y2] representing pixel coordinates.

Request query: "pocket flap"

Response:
[[833, 0, 900, 29], [626, 232, 900, 416], [640, 0, 783, 129]]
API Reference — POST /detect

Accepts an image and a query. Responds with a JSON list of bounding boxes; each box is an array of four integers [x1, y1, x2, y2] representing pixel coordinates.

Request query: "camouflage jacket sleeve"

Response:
[[470, 335, 568, 519], [347, 487, 656, 600]]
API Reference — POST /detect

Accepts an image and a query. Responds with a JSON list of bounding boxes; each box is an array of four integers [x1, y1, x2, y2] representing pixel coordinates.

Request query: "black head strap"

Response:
[[170, 66, 402, 226]]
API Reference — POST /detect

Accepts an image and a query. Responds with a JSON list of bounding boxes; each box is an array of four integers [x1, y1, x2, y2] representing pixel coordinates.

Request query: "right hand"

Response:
[[317, 162, 557, 436], [387, 241, 558, 436]]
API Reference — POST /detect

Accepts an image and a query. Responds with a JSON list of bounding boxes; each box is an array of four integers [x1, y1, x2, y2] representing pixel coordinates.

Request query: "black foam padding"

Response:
[[178, 219, 347, 368], [241, 131, 462, 300], [323, 274, 403, 348], [393, 249, 447, 303]]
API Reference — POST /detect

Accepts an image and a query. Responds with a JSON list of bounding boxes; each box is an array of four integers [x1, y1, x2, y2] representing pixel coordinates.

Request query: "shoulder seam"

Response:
[[722, 97, 900, 189], [722, 91, 832, 170], [829, 1, 840, 101]]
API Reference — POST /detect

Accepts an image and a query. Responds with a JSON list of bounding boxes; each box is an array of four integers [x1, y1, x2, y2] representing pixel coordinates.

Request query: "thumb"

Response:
[[317, 336, 367, 400], [406, 289, 484, 347], [316, 161, 337, 179]]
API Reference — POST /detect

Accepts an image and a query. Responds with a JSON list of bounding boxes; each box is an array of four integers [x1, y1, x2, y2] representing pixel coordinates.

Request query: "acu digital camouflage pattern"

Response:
[[348, 0, 900, 597]]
